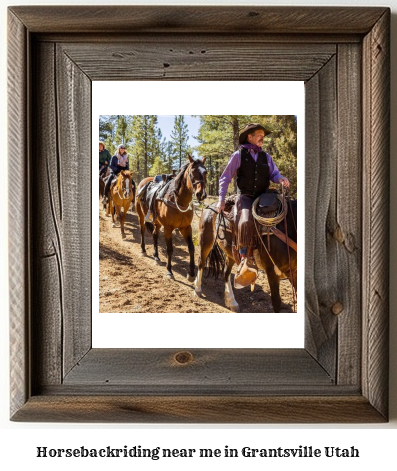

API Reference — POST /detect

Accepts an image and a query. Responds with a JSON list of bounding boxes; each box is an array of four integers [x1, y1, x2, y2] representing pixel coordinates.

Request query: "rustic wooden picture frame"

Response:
[[8, 6, 390, 423]]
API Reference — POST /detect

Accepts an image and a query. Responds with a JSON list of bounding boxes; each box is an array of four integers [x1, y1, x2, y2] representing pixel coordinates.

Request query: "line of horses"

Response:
[[99, 154, 297, 313]]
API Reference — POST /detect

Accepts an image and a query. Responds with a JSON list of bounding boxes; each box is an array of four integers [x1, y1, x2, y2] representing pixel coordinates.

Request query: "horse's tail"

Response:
[[205, 242, 226, 279]]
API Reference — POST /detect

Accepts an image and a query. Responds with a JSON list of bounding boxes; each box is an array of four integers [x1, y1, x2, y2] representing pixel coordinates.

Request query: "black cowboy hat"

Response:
[[239, 123, 273, 144]]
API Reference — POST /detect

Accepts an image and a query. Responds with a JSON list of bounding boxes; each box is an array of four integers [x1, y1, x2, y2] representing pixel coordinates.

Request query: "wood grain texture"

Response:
[[8, 10, 29, 419], [11, 396, 385, 424], [62, 349, 333, 391], [9, 6, 387, 34], [34, 33, 362, 45], [32, 42, 63, 388], [55, 44, 91, 377], [8, 6, 390, 423], [336, 44, 362, 386], [362, 9, 390, 419], [31, 41, 92, 388], [60, 42, 335, 82], [304, 57, 338, 377]]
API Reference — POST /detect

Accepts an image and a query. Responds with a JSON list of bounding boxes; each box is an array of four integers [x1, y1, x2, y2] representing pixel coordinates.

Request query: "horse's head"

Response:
[[187, 154, 207, 202], [120, 170, 133, 198]]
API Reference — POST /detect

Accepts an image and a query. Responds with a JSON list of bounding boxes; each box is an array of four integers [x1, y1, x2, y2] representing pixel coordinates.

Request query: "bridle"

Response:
[[169, 162, 206, 213], [186, 164, 206, 189], [116, 172, 132, 200]]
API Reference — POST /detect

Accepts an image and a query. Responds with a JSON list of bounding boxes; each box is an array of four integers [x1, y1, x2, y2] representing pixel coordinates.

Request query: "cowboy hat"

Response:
[[239, 123, 272, 144]]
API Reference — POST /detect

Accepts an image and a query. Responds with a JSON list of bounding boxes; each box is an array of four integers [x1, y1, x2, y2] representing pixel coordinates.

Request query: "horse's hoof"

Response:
[[112, 223, 116, 228], [165, 273, 174, 280], [122, 233, 126, 239], [187, 274, 195, 283], [194, 287, 202, 298], [229, 303, 240, 313], [154, 258, 161, 265], [140, 251, 147, 257], [225, 298, 240, 312]]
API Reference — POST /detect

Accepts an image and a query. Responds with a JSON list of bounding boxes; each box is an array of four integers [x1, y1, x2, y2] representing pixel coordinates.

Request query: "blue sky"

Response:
[[157, 115, 200, 156]]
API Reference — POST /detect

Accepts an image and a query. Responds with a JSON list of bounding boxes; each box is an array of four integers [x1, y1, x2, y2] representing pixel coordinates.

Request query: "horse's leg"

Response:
[[194, 266, 204, 297], [266, 267, 282, 313], [163, 226, 174, 279], [179, 225, 195, 282], [120, 203, 128, 239], [110, 199, 116, 225], [114, 205, 123, 238], [118, 203, 127, 239], [106, 192, 112, 218], [194, 210, 216, 296], [153, 222, 162, 264], [136, 202, 147, 255], [224, 256, 239, 312]]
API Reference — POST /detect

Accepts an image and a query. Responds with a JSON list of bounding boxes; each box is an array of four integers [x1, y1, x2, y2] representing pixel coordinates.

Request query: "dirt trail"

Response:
[[99, 203, 295, 313]]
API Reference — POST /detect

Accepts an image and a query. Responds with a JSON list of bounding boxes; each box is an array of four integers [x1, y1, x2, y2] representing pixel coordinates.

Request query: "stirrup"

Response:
[[234, 257, 258, 289], [145, 211, 153, 222]]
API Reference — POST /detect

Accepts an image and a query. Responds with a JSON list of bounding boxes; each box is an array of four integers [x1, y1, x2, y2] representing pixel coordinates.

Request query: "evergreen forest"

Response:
[[99, 115, 297, 198]]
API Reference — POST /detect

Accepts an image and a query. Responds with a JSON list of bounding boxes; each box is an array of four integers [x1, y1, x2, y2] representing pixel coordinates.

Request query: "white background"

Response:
[[93, 81, 305, 348], [1, 0, 396, 470]]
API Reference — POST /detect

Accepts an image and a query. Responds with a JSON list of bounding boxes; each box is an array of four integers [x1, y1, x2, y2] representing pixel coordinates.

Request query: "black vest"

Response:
[[236, 147, 270, 197]]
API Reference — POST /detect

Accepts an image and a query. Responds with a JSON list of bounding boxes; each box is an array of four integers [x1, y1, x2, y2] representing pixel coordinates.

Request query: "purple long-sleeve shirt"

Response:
[[218, 145, 283, 201]]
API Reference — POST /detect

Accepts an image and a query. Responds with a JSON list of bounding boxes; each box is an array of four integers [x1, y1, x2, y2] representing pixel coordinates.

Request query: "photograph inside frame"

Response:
[[92, 81, 304, 349], [98, 113, 297, 313]]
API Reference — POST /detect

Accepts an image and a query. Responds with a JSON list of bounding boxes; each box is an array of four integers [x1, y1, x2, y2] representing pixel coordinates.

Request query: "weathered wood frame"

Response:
[[8, 6, 390, 423]]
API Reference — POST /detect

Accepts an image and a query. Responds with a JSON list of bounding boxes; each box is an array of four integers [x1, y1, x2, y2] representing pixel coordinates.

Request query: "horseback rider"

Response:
[[102, 144, 132, 204], [99, 141, 111, 178], [216, 123, 290, 278]]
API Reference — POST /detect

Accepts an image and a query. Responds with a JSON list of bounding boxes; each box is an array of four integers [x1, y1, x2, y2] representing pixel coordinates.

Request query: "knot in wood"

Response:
[[331, 302, 344, 316], [333, 225, 344, 244], [174, 351, 193, 365]]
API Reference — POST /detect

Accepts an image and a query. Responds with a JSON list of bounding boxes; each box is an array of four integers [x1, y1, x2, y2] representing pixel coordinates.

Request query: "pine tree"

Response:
[[114, 115, 131, 146], [170, 115, 189, 169], [195, 115, 297, 198], [99, 115, 117, 155], [129, 115, 159, 182]]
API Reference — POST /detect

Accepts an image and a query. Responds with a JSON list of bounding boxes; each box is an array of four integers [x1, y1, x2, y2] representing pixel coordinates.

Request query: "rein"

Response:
[[281, 184, 297, 310], [167, 163, 204, 213]]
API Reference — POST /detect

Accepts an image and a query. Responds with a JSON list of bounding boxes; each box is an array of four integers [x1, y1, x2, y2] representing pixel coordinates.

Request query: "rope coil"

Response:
[[252, 194, 287, 227]]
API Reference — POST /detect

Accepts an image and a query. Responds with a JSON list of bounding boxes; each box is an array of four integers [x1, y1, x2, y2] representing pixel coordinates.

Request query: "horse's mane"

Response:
[[172, 162, 190, 193], [168, 158, 206, 194]]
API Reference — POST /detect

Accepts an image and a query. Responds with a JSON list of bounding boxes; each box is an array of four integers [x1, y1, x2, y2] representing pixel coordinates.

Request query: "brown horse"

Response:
[[108, 170, 135, 239], [194, 198, 297, 312], [136, 154, 207, 280]]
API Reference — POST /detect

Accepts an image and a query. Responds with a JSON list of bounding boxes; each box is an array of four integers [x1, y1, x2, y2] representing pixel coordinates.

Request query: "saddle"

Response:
[[137, 173, 175, 220], [258, 191, 280, 215], [103, 173, 117, 192]]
